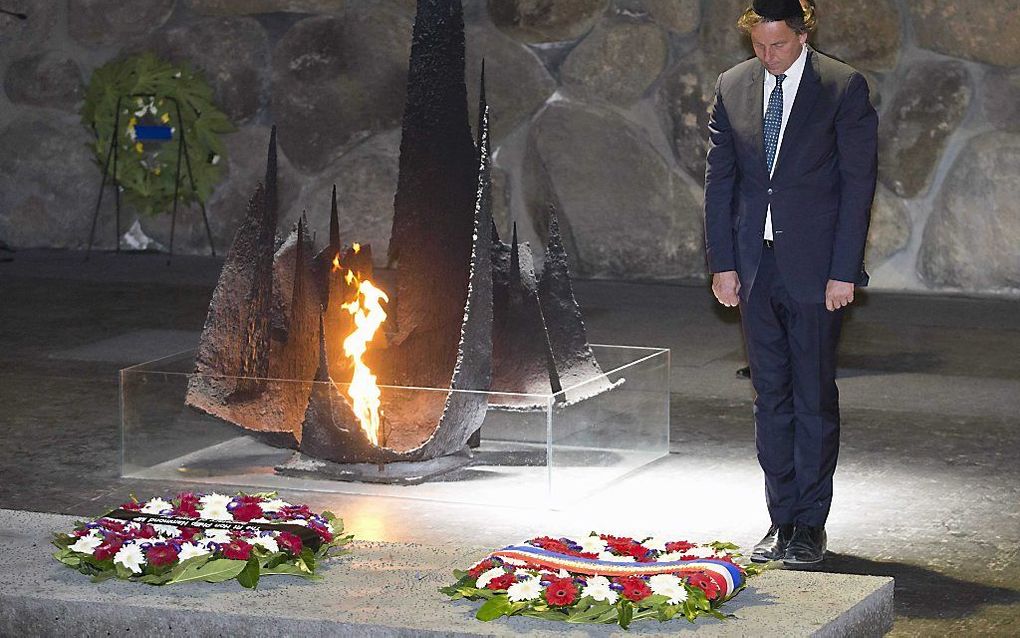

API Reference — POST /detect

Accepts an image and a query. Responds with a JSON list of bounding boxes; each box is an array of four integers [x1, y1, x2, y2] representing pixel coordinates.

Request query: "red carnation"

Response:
[[277, 532, 303, 556], [93, 540, 122, 561], [530, 536, 573, 555], [121, 501, 142, 511], [236, 494, 263, 505], [615, 576, 652, 602], [146, 544, 179, 567], [99, 519, 126, 533], [468, 558, 496, 578], [309, 521, 333, 542], [174, 494, 200, 517], [221, 540, 252, 560], [544, 577, 579, 606], [687, 573, 721, 600], [178, 527, 200, 542], [666, 540, 696, 553], [133, 524, 158, 539], [231, 502, 263, 522], [486, 573, 517, 591]]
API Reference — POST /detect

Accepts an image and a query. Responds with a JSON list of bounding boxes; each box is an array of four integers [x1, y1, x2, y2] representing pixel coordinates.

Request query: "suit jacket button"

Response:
[[767, 188, 774, 195]]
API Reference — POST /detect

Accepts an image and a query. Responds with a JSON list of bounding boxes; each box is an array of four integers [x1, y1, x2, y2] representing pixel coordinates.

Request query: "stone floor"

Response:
[[1, 248, 1019, 636]]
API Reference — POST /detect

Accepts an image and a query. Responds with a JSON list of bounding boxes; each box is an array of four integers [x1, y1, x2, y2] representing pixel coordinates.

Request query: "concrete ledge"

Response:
[[0, 510, 893, 637]]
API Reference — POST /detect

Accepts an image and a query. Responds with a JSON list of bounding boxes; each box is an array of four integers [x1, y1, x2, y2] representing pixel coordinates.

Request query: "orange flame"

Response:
[[339, 267, 389, 446]]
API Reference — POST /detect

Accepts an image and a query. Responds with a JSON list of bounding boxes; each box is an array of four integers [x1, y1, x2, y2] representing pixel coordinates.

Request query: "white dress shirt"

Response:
[[763, 44, 809, 241]]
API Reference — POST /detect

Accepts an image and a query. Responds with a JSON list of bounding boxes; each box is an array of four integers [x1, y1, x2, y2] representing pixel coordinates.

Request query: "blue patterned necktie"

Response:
[[764, 73, 786, 174]]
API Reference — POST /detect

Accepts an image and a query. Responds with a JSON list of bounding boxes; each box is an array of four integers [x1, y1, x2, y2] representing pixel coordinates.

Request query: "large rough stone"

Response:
[[908, 0, 1020, 67], [524, 101, 703, 280], [812, 0, 901, 71], [0, 0, 59, 59], [866, 185, 911, 267], [286, 129, 402, 267], [610, 0, 700, 35], [465, 23, 556, 144], [918, 132, 1020, 292], [656, 51, 717, 182], [878, 61, 971, 199], [488, 0, 608, 44], [981, 68, 1020, 133], [186, 0, 346, 14], [699, 0, 754, 70], [3, 52, 83, 111], [138, 17, 270, 124], [271, 6, 413, 173], [0, 115, 105, 249], [68, 0, 176, 48], [560, 17, 668, 106]]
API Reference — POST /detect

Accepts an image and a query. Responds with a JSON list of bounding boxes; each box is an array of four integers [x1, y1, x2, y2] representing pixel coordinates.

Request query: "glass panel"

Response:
[[121, 345, 669, 508]]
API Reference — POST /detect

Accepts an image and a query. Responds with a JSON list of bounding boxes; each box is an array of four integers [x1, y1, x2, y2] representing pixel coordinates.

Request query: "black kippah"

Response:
[[752, 0, 804, 21]]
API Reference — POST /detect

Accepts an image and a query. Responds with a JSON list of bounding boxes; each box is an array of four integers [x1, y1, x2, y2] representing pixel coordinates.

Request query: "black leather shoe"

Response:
[[750, 523, 795, 563], [783, 525, 827, 565]]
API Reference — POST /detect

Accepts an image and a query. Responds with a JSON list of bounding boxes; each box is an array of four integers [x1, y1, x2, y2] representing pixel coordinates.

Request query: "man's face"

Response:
[[749, 20, 808, 76]]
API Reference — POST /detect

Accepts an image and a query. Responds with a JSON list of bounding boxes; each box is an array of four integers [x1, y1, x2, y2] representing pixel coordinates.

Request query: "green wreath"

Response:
[[81, 53, 235, 217]]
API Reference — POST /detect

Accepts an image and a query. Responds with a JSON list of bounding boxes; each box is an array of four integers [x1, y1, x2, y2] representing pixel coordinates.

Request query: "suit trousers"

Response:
[[740, 244, 844, 527]]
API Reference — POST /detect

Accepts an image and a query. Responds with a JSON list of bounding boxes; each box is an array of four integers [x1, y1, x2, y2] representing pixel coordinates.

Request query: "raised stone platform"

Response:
[[0, 510, 892, 636]]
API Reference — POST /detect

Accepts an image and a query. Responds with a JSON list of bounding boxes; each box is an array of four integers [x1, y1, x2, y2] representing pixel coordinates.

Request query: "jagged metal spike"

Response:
[[510, 221, 521, 286], [386, 0, 479, 393], [265, 124, 278, 219], [490, 218, 501, 243], [329, 184, 340, 258], [538, 205, 618, 403], [475, 58, 487, 151]]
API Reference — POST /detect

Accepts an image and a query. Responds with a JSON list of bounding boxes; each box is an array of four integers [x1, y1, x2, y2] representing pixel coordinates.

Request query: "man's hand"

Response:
[[825, 279, 854, 311], [712, 271, 741, 307]]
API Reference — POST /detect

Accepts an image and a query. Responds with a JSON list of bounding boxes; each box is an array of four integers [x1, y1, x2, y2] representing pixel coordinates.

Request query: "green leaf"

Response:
[[236, 557, 260, 589], [261, 563, 321, 580], [167, 558, 246, 585], [618, 600, 634, 630], [475, 596, 513, 622], [90, 570, 117, 584], [521, 609, 570, 622]]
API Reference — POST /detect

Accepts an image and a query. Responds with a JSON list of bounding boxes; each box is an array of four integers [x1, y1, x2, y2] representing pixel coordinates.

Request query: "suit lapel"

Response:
[[772, 49, 821, 181], [747, 63, 765, 176]]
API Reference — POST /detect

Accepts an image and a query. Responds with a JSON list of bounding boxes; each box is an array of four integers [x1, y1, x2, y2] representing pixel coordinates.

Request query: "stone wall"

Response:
[[1, 0, 1017, 296]]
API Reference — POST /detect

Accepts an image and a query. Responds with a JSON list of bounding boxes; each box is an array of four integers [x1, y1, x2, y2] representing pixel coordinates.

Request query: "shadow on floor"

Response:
[[801, 553, 1020, 619]]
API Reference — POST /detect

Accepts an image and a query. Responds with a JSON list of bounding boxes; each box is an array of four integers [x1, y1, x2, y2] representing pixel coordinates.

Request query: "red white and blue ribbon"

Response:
[[489, 545, 745, 599]]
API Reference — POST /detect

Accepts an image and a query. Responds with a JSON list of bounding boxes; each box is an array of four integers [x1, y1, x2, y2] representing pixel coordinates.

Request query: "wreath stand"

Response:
[[85, 93, 217, 264]]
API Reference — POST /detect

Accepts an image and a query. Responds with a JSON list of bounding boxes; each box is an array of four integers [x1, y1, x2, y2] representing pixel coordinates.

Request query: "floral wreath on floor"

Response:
[[441, 533, 764, 629], [53, 492, 352, 588]]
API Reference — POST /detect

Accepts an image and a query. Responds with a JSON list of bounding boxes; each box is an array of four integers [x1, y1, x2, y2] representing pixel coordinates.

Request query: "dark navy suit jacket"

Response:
[[704, 48, 878, 304]]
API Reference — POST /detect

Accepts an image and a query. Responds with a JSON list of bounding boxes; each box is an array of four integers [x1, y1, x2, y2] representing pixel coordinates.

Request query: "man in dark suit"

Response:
[[703, 0, 878, 565]]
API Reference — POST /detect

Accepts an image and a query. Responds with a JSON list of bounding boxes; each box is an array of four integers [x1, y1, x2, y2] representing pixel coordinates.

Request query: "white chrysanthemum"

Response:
[[69, 531, 103, 554], [141, 497, 174, 514], [289, 518, 309, 526], [581, 575, 618, 604], [658, 551, 686, 562], [598, 551, 635, 563], [684, 545, 720, 558], [199, 493, 233, 510], [649, 574, 689, 604], [643, 537, 668, 552], [577, 534, 608, 554], [475, 566, 506, 589], [500, 556, 528, 567], [152, 524, 180, 538], [259, 498, 289, 513], [114, 544, 146, 574], [251, 535, 279, 553], [202, 528, 233, 544], [507, 577, 543, 602], [177, 542, 210, 561], [198, 504, 232, 521]]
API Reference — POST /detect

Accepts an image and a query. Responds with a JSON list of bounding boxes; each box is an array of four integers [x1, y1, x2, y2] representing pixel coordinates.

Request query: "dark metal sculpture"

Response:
[[186, 0, 616, 472]]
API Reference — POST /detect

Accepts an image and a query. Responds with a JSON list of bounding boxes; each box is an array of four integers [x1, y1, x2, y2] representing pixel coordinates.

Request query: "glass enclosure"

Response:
[[121, 345, 670, 509]]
